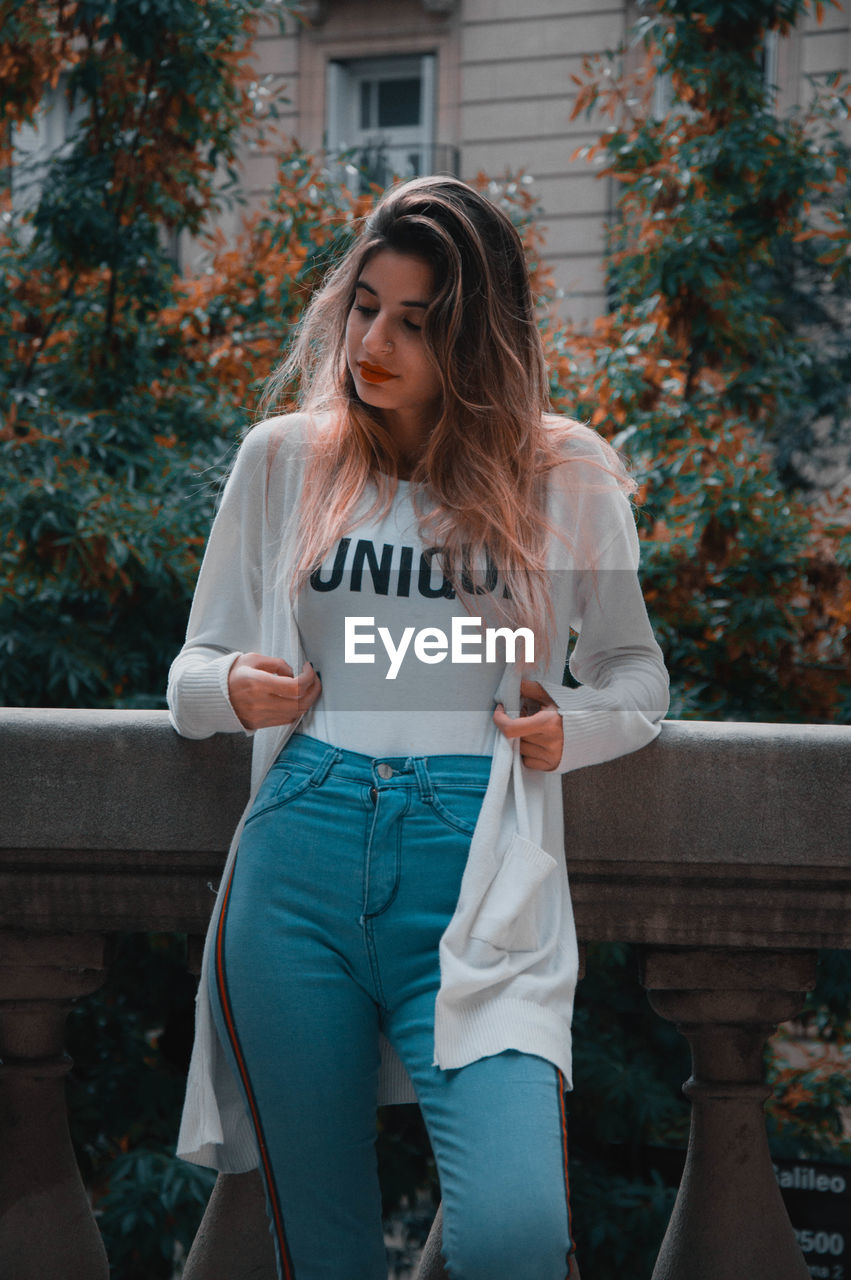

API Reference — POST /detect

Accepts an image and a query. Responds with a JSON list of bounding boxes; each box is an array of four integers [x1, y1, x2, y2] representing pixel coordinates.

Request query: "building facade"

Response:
[[194, 0, 851, 327], [12, 0, 850, 326]]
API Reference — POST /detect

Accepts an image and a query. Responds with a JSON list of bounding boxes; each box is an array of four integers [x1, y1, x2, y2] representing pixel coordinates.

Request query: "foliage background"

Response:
[[1, 0, 849, 1277]]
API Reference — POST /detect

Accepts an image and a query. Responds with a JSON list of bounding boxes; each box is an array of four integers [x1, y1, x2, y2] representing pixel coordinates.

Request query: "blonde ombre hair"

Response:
[[256, 176, 633, 667]]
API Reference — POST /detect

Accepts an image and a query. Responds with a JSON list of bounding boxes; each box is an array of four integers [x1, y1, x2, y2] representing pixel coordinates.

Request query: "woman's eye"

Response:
[[352, 302, 421, 332]]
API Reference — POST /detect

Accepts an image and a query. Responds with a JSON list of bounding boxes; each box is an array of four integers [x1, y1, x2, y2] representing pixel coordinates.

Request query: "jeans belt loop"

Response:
[[311, 745, 342, 786], [411, 756, 433, 804]]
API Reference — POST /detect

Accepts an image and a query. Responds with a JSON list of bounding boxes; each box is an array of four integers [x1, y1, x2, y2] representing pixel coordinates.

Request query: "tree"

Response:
[[557, 5, 851, 1274], [562, 0, 851, 724], [0, 0, 291, 708]]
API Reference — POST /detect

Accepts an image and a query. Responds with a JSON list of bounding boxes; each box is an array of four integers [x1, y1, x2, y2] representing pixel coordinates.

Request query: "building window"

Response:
[[761, 29, 779, 108], [10, 76, 185, 267], [327, 54, 454, 190], [360, 74, 422, 130], [10, 76, 87, 229], [652, 28, 780, 118]]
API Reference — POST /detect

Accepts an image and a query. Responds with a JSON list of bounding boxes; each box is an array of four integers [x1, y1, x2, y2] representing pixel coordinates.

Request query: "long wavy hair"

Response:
[[256, 175, 632, 666]]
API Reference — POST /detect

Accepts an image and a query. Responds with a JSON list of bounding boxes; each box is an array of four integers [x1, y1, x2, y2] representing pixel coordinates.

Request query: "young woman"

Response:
[[169, 176, 669, 1280]]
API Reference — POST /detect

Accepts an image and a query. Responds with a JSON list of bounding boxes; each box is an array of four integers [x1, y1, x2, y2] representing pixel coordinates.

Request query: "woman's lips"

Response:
[[358, 362, 396, 384]]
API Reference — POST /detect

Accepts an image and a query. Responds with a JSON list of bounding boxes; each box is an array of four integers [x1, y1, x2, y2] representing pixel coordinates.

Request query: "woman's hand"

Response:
[[493, 679, 563, 771], [228, 653, 322, 731]]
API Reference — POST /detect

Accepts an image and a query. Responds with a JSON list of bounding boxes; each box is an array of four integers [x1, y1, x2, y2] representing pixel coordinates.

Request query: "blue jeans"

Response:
[[210, 732, 574, 1280]]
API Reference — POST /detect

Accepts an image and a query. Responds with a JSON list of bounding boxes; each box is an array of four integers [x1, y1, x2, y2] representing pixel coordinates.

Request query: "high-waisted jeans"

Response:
[[209, 731, 575, 1280]]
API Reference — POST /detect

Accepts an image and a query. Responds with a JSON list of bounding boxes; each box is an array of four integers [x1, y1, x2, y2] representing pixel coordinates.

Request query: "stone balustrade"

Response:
[[1, 709, 849, 1280]]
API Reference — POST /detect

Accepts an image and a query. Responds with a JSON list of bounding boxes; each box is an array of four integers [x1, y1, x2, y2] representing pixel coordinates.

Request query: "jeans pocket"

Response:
[[428, 782, 488, 836], [470, 834, 558, 952], [244, 762, 314, 825]]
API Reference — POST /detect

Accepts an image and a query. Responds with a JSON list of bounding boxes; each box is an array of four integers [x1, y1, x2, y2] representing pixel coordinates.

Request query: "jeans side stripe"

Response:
[[215, 860, 295, 1279], [557, 1068, 576, 1273]]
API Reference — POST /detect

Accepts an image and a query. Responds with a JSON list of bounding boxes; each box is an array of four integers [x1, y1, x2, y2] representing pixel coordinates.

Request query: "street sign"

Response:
[[774, 1158, 851, 1280]]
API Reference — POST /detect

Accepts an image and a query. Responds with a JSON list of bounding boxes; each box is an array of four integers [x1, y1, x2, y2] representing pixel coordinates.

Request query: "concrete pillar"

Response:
[[0, 931, 109, 1280], [417, 1202, 448, 1279], [182, 1169, 276, 1280], [640, 947, 818, 1280]]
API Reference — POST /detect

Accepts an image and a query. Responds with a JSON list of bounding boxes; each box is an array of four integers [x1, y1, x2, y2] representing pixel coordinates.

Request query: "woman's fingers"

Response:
[[245, 652, 295, 678], [228, 655, 321, 730], [519, 678, 556, 708], [493, 697, 563, 771], [291, 661, 322, 710], [493, 703, 559, 742]]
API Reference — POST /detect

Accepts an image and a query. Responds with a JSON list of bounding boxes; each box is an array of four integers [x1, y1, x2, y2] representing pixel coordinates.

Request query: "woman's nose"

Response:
[[362, 314, 390, 354]]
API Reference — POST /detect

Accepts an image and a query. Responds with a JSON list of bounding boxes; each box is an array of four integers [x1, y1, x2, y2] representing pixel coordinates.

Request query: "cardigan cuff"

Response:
[[541, 681, 663, 774], [168, 652, 251, 739]]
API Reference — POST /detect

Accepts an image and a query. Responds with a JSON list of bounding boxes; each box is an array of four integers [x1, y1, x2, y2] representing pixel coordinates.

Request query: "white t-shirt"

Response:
[[294, 478, 528, 757]]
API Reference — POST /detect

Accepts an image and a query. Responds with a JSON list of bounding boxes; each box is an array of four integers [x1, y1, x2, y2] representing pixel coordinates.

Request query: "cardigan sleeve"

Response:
[[539, 476, 669, 775], [167, 423, 277, 740]]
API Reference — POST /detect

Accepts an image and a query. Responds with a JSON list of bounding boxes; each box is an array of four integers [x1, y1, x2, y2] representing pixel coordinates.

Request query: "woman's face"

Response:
[[345, 249, 442, 440]]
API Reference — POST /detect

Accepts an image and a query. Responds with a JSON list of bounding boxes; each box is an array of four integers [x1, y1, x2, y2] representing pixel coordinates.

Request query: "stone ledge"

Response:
[[1, 711, 849, 950]]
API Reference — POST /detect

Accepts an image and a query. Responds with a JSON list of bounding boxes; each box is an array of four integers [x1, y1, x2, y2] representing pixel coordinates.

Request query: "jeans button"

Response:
[[377, 763, 393, 779]]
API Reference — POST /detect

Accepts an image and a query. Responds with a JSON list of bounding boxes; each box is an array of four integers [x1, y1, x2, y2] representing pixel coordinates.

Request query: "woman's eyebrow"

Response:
[[354, 278, 429, 308]]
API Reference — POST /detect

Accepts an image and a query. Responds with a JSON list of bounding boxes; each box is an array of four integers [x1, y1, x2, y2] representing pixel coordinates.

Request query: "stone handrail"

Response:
[[1, 709, 849, 1280]]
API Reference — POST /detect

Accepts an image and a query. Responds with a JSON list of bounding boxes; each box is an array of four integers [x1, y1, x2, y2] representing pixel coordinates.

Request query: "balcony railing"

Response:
[[1, 710, 849, 1279], [333, 142, 461, 194]]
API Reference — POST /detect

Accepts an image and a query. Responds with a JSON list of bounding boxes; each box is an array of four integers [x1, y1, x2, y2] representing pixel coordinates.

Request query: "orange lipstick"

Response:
[[358, 361, 396, 384]]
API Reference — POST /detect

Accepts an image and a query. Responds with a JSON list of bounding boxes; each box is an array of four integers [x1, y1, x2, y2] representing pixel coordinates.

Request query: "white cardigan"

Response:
[[168, 413, 669, 1171]]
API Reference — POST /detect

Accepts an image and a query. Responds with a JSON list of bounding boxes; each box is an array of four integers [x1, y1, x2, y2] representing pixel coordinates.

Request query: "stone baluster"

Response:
[[0, 930, 109, 1280], [182, 932, 277, 1280], [182, 1168, 276, 1279], [640, 947, 818, 1280], [418, 1202, 447, 1279]]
